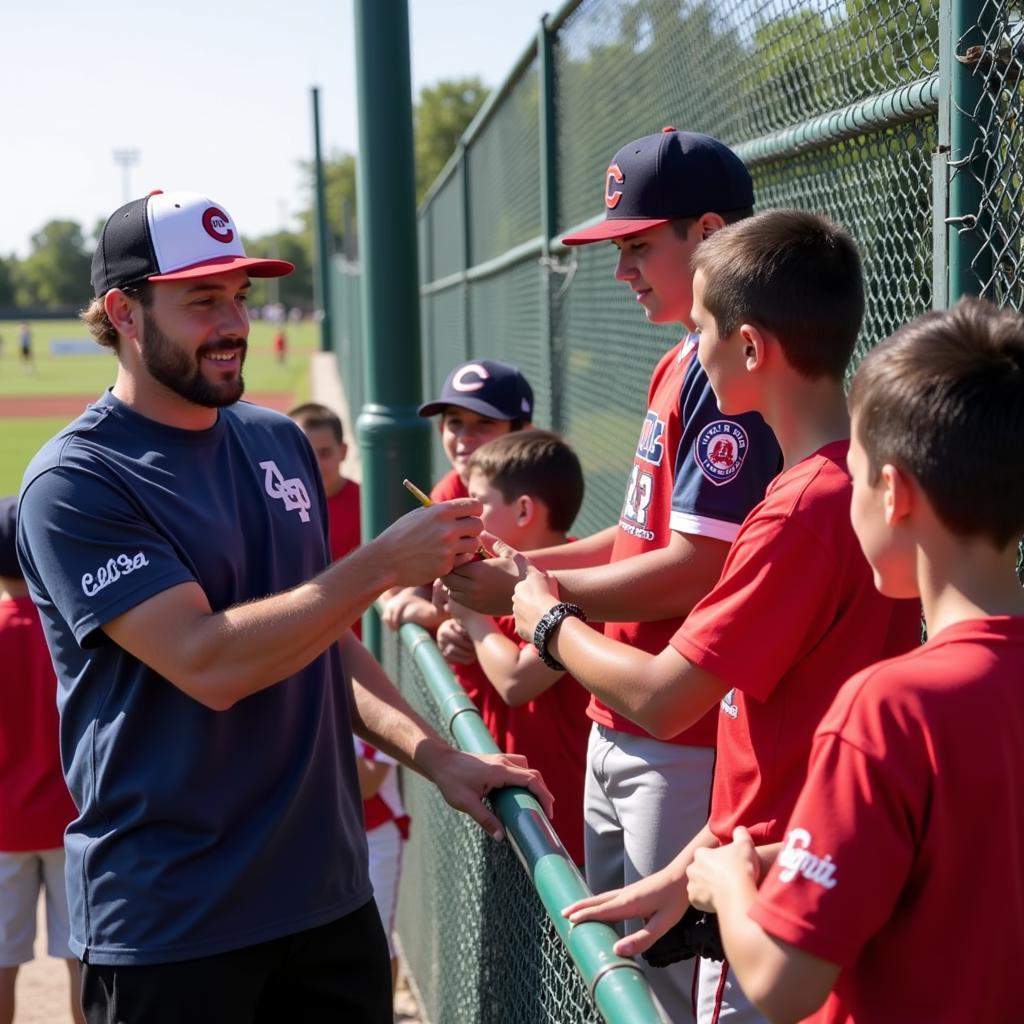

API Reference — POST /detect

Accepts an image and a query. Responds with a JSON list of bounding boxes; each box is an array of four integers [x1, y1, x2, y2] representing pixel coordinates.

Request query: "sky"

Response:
[[0, 0, 558, 258]]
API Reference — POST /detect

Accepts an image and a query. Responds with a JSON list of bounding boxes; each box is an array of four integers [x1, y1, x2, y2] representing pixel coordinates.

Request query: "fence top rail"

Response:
[[397, 620, 668, 1024]]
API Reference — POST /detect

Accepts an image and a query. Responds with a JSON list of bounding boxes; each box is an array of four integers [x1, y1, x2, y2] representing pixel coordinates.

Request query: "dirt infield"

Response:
[[0, 393, 295, 419]]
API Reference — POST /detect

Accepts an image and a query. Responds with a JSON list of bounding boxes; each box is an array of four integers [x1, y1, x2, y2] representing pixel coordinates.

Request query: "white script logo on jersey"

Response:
[[81, 552, 150, 597], [260, 460, 311, 522], [720, 688, 739, 719], [777, 827, 838, 890]]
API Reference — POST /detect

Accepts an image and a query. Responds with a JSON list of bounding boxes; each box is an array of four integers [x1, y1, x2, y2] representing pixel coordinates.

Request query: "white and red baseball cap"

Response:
[[91, 189, 293, 296]]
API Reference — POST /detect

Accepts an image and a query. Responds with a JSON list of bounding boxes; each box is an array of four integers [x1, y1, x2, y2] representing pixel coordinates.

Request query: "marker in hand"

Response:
[[402, 478, 490, 558]]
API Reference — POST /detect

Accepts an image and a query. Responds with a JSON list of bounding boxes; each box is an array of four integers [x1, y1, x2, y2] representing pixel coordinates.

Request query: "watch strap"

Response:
[[533, 602, 587, 671]]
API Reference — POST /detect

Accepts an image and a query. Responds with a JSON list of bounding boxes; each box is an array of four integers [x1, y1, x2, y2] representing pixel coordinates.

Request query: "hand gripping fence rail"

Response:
[[386, 622, 668, 1024]]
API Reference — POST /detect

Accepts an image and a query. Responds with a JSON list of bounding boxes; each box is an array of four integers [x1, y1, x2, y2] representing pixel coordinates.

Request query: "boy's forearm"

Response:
[[528, 525, 618, 571], [552, 532, 728, 623], [460, 614, 559, 705], [545, 618, 727, 739]]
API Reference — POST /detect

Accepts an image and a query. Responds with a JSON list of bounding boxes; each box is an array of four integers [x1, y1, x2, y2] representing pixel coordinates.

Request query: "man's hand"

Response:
[[420, 745, 554, 841], [374, 499, 484, 588], [436, 617, 476, 664], [686, 827, 760, 913], [442, 531, 526, 614], [561, 864, 690, 959]]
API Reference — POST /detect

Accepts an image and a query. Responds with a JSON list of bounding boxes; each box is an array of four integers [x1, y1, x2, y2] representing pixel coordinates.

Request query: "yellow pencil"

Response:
[[402, 478, 489, 557], [402, 478, 433, 507]]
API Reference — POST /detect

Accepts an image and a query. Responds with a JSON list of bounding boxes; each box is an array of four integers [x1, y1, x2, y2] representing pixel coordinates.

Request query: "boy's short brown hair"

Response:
[[288, 403, 345, 445], [691, 209, 864, 380], [848, 296, 1024, 549], [466, 430, 584, 534]]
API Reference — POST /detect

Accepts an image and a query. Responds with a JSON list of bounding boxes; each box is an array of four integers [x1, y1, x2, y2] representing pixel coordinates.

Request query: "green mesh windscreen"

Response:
[[467, 59, 543, 264], [468, 260, 551, 429], [421, 283, 470, 483], [329, 261, 365, 420], [553, 243, 677, 538], [383, 630, 604, 1024], [428, 164, 467, 282]]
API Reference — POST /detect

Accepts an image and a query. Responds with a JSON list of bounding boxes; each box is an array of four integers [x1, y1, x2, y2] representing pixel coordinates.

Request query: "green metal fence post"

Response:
[[311, 87, 333, 354], [353, 0, 432, 656], [944, 0, 995, 302], [537, 13, 560, 431]]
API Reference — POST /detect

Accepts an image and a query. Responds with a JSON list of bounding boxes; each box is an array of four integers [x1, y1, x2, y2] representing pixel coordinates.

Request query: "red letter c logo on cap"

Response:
[[452, 363, 490, 393], [605, 164, 624, 209], [202, 207, 235, 243]]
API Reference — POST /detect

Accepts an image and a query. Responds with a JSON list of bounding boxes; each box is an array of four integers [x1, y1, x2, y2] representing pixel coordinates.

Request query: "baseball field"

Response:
[[0, 319, 319, 496]]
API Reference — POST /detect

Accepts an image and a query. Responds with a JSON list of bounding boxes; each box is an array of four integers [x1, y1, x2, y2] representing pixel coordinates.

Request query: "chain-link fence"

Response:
[[383, 625, 664, 1024], [331, 0, 1023, 1016], [332, 0, 1023, 535]]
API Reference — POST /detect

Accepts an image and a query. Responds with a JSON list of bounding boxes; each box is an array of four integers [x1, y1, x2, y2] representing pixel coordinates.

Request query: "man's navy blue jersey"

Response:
[[17, 390, 369, 965]]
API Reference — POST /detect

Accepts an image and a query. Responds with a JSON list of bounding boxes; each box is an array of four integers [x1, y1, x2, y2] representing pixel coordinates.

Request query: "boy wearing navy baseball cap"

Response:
[[683, 297, 1024, 1024], [445, 130, 781, 1021], [380, 358, 534, 634]]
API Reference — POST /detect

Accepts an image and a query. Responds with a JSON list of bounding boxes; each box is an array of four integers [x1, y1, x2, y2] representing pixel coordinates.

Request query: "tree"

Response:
[[0, 256, 15, 308], [243, 230, 314, 312], [15, 220, 93, 309], [299, 151, 359, 258], [414, 76, 490, 201]]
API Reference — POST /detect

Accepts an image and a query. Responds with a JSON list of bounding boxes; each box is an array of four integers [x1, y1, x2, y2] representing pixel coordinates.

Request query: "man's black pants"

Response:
[[81, 899, 392, 1023]]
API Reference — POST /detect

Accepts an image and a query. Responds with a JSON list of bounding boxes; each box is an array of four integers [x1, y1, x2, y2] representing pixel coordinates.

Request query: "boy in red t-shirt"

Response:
[[515, 211, 921, 1022], [0, 498, 84, 1024], [443, 431, 591, 865], [289, 403, 362, 636], [683, 297, 1024, 1024], [380, 359, 534, 635]]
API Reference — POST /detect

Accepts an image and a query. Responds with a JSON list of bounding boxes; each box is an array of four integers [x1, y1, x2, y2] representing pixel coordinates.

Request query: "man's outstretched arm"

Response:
[[340, 631, 554, 840]]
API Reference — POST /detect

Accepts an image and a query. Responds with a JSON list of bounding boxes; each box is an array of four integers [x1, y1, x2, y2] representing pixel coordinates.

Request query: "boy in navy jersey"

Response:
[[446, 131, 782, 1020]]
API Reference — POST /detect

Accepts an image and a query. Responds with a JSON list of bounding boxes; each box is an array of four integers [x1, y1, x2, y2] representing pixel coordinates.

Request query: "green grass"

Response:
[[0, 320, 318, 398], [0, 319, 319, 494], [0, 418, 72, 495]]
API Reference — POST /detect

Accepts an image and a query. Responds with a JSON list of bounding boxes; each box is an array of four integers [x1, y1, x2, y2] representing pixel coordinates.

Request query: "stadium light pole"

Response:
[[112, 149, 140, 205]]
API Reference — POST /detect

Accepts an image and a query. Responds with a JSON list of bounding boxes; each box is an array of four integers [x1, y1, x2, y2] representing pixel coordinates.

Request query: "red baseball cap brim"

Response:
[[560, 217, 670, 246], [148, 255, 294, 281]]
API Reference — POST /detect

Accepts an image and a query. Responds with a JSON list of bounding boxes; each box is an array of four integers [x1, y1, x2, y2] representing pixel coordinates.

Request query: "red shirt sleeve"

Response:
[[749, 692, 914, 967], [671, 514, 842, 701]]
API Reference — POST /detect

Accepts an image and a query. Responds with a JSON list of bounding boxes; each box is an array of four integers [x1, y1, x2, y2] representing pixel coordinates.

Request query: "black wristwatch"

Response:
[[532, 602, 587, 671]]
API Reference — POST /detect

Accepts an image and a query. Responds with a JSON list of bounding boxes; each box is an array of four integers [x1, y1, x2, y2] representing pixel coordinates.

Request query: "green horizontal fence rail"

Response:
[[384, 624, 666, 1024], [327, 0, 1024, 1014]]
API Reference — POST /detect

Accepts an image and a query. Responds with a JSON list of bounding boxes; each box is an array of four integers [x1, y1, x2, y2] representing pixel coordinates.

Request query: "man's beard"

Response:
[[140, 310, 247, 408]]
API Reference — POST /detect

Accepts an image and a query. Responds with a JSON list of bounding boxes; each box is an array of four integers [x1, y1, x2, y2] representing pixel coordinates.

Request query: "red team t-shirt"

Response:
[[326, 480, 361, 562], [430, 469, 468, 503], [0, 595, 78, 851], [592, 338, 781, 746], [326, 479, 361, 636], [672, 441, 921, 843], [751, 617, 1024, 1023]]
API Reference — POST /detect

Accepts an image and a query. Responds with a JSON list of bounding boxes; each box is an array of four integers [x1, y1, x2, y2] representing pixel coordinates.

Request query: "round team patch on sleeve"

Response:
[[694, 420, 749, 485]]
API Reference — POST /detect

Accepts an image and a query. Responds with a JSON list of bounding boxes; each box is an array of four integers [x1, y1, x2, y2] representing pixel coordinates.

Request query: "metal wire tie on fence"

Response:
[[945, 213, 979, 233]]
